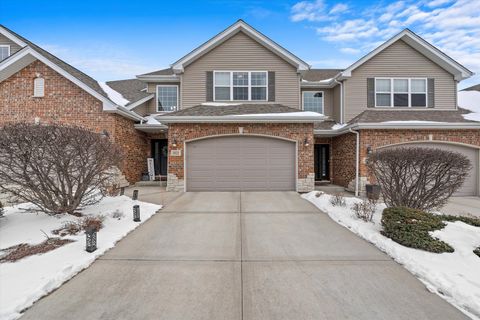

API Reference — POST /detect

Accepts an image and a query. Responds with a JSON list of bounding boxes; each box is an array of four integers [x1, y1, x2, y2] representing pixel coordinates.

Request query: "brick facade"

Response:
[[167, 123, 315, 192], [0, 60, 148, 183], [323, 129, 480, 193]]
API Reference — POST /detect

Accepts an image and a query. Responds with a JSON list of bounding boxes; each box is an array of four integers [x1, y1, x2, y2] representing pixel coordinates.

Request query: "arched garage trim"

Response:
[[376, 140, 480, 196], [184, 134, 298, 192]]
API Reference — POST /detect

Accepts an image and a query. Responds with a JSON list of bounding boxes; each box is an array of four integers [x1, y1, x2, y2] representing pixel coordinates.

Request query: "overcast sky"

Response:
[[1, 0, 478, 88]]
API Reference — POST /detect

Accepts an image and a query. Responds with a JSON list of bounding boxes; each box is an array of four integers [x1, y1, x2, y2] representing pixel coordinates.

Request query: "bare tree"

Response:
[[0, 123, 123, 215], [367, 147, 471, 211]]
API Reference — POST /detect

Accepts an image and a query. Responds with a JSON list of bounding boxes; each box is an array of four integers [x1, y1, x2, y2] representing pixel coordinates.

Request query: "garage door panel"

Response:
[[385, 143, 478, 196], [186, 136, 296, 191]]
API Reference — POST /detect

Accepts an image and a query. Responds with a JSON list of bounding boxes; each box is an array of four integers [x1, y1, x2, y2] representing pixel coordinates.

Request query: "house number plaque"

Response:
[[170, 149, 182, 157]]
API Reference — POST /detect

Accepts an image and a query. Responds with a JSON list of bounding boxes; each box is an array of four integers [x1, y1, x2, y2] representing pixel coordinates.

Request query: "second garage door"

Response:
[[186, 135, 296, 191], [383, 142, 479, 196]]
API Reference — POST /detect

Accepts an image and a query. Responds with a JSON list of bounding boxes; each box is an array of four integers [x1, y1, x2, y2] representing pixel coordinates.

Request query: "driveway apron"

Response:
[[21, 192, 468, 320]]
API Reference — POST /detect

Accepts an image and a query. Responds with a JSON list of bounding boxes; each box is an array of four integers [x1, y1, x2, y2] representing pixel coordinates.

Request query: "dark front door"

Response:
[[314, 144, 330, 181], [151, 139, 168, 176]]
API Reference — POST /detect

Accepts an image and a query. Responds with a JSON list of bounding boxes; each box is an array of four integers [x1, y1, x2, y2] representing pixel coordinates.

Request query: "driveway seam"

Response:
[[240, 191, 244, 320]]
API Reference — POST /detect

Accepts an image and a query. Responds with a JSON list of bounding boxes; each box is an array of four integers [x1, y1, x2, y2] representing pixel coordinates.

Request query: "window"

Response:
[[0, 45, 10, 61], [156, 85, 178, 112], [302, 91, 323, 113], [33, 77, 44, 97], [375, 78, 427, 107], [214, 71, 267, 101]]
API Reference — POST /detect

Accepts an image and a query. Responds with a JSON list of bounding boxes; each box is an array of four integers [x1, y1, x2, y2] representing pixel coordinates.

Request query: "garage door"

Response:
[[384, 142, 479, 196], [186, 136, 296, 191]]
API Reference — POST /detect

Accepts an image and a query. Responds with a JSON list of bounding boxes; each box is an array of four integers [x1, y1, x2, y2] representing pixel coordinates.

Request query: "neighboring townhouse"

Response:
[[1, 20, 479, 195]]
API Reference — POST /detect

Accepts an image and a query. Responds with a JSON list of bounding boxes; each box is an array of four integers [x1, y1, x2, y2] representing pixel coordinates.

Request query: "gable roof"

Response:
[[0, 25, 143, 121], [302, 69, 343, 82], [339, 29, 473, 81], [462, 84, 480, 91], [170, 20, 310, 73]]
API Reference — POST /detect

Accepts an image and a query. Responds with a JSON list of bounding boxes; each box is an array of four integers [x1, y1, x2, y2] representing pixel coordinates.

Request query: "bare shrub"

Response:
[[0, 201, 4, 218], [330, 192, 346, 207], [0, 123, 123, 215], [112, 209, 124, 220], [0, 238, 74, 263], [367, 147, 471, 211], [52, 221, 83, 236], [351, 199, 377, 222], [81, 216, 104, 232]]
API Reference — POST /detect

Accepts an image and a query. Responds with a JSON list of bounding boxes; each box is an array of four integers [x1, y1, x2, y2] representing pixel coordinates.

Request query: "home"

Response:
[[1, 20, 479, 195]]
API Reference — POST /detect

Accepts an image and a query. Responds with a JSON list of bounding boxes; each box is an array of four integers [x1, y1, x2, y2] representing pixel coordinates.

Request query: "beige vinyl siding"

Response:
[[143, 82, 181, 114], [344, 39, 456, 122], [301, 88, 334, 118], [0, 33, 23, 57], [182, 31, 300, 109]]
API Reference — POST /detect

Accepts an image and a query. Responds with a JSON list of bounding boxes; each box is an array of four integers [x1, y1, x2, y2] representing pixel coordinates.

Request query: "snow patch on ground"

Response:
[[302, 192, 480, 319], [458, 90, 480, 122], [0, 196, 162, 320], [99, 82, 130, 107]]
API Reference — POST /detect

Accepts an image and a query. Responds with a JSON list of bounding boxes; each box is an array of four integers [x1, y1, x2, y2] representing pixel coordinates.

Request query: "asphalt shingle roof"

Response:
[[139, 68, 174, 76], [462, 84, 480, 91], [159, 104, 306, 117], [348, 109, 475, 124], [302, 69, 343, 81], [1, 25, 110, 100], [105, 79, 152, 105]]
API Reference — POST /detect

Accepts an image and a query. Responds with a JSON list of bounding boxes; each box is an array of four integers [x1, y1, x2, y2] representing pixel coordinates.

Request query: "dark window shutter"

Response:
[[367, 78, 375, 108], [206, 71, 213, 102], [268, 71, 275, 102], [427, 78, 434, 108]]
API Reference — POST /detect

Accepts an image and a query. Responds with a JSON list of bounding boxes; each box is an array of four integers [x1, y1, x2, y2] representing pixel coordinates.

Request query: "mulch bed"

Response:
[[0, 238, 74, 263]]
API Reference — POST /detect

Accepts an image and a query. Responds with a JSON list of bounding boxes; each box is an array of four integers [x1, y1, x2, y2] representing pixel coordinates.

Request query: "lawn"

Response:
[[0, 195, 162, 320], [303, 191, 480, 319]]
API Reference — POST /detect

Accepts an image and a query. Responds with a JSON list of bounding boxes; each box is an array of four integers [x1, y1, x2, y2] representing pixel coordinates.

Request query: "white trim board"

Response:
[[171, 20, 310, 72], [0, 25, 27, 47]]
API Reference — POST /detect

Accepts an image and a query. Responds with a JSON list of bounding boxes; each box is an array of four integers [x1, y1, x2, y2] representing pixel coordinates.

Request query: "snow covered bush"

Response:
[[351, 199, 376, 222], [329, 192, 346, 207], [367, 147, 471, 211], [381, 207, 454, 253], [0, 123, 123, 215]]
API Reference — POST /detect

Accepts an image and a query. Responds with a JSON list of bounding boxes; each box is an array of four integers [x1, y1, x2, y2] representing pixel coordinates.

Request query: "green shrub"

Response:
[[441, 215, 480, 227], [474, 247, 480, 258], [381, 207, 454, 253]]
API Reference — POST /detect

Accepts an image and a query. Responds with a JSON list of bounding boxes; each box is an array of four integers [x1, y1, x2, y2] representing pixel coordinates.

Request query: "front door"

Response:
[[151, 139, 168, 176], [314, 144, 329, 181]]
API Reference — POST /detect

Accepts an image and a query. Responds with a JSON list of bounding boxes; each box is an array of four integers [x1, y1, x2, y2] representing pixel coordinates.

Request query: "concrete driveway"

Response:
[[21, 192, 467, 320]]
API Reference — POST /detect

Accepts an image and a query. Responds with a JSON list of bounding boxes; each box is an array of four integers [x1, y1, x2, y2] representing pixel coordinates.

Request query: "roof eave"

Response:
[[314, 121, 480, 135], [126, 94, 155, 110], [158, 115, 326, 124], [136, 75, 180, 82], [171, 20, 310, 73]]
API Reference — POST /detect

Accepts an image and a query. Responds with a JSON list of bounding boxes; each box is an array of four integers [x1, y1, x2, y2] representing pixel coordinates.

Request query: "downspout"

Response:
[[349, 128, 360, 197], [334, 79, 344, 124]]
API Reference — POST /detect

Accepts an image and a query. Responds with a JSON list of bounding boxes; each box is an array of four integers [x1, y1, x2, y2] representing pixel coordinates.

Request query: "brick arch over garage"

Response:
[[166, 123, 315, 192], [357, 129, 480, 196]]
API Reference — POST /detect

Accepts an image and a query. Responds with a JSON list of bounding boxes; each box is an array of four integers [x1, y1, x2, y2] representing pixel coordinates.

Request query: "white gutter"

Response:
[[105, 106, 145, 121], [314, 122, 480, 136], [349, 128, 360, 197], [136, 75, 180, 82], [334, 79, 344, 124]]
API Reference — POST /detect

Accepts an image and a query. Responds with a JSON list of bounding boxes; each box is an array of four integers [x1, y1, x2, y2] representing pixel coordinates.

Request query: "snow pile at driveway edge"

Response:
[[302, 191, 480, 320], [0, 196, 162, 320]]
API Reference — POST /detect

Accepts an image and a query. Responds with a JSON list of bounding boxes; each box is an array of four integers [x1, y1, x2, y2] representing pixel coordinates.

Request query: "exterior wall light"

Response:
[[304, 138, 310, 147], [101, 129, 110, 139], [367, 145, 373, 154]]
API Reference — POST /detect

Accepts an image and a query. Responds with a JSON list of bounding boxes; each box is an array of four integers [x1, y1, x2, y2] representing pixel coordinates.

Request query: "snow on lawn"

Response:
[[302, 192, 480, 319], [0, 196, 162, 320]]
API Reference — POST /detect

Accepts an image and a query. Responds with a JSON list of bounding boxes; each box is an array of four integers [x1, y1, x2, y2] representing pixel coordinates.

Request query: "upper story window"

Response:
[[0, 45, 10, 61], [157, 85, 178, 112], [33, 77, 45, 97], [302, 91, 323, 113], [375, 78, 427, 107], [214, 71, 267, 101]]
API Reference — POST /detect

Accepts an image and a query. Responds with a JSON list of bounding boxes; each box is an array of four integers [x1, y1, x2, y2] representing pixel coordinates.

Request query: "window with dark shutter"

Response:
[[367, 78, 375, 108], [206, 71, 213, 102], [268, 71, 275, 102]]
